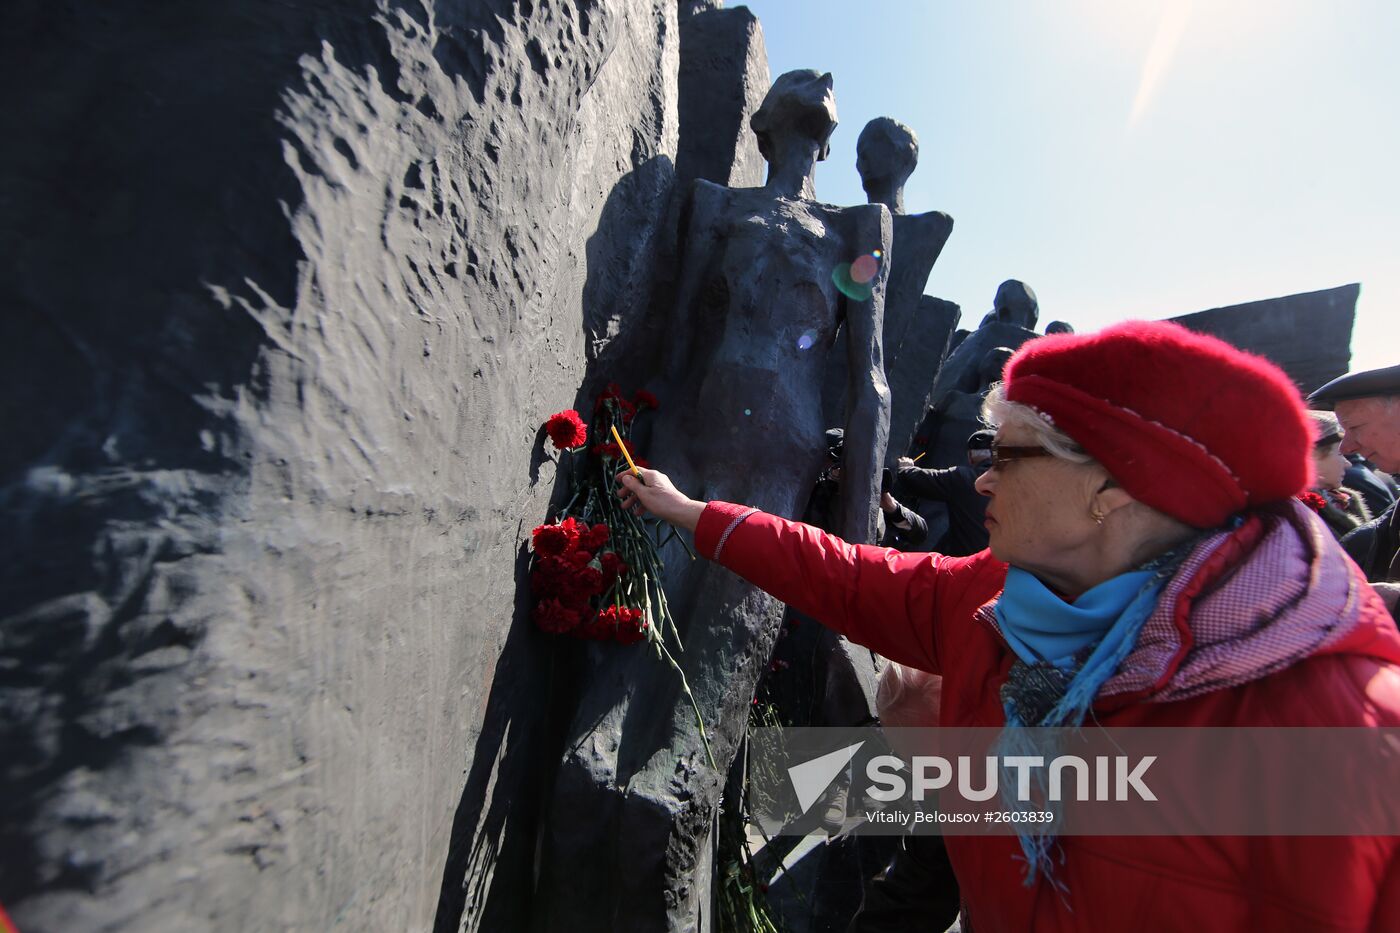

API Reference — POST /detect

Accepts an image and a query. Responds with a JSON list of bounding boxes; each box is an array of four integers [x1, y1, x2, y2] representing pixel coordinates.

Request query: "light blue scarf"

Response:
[[994, 567, 1157, 669], [992, 560, 1182, 891]]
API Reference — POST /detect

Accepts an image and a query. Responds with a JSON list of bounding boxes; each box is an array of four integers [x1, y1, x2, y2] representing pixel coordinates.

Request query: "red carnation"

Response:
[[600, 551, 628, 583], [567, 549, 593, 569], [558, 587, 592, 611], [614, 607, 648, 645], [533, 552, 589, 600], [576, 608, 615, 640], [558, 517, 586, 547], [633, 389, 660, 410], [594, 383, 624, 413], [1298, 491, 1328, 513], [587, 523, 610, 550], [616, 397, 637, 425], [532, 522, 573, 557], [545, 410, 588, 450], [575, 564, 606, 597], [533, 598, 583, 634]]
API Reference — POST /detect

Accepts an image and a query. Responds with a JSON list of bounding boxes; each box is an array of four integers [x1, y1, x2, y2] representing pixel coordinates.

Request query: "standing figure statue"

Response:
[[906, 281, 1044, 544], [540, 70, 892, 932], [822, 117, 957, 465], [976, 278, 1040, 331], [857, 118, 957, 464]]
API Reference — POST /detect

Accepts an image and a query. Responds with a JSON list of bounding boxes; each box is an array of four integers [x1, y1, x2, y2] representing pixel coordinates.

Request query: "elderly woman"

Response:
[[617, 322, 1400, 932]]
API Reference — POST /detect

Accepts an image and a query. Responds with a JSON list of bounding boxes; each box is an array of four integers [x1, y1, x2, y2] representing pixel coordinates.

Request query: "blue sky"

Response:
[[739, 0, 1398, 376]]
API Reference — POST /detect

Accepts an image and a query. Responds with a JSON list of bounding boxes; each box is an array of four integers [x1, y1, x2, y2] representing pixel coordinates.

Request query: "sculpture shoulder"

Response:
[[903, 209, 954, 235], [825, 200, 891, 241], [683, 178, 735, 218]]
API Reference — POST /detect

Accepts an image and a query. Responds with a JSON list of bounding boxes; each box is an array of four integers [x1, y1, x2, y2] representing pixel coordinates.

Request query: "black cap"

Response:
[[966, 429, 994, 450], [1307, 364, 1400, 407], [824, 427, 845, 460]]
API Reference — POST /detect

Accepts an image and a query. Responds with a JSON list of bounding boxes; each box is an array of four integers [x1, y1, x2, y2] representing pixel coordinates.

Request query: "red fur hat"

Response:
[[1002, 321, 1312, 528]]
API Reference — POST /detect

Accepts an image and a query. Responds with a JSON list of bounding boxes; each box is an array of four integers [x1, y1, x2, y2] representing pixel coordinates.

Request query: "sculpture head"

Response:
[[750, 70, 838, 165], [856, 117, 919, 211], [992, 280, 1039, 330], [978, 346, 1016, 388], [1045, 321, 1075, 336]]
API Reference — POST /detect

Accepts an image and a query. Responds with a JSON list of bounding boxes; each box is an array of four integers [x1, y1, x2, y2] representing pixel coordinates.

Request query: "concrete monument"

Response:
[[823, 117, 959, 464], [540, 69, 892, 932]]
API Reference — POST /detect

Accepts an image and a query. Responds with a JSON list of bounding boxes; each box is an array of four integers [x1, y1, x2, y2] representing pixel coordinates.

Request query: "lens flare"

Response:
[[831, 263, 873, 302], [744, 408, 752, 416], [850, 253, 880, 285], [796, 330, 816, 351]]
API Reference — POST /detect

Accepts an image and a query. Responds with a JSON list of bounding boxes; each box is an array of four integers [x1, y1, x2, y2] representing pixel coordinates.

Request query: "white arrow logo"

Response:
[[788, 742, 865, 815]]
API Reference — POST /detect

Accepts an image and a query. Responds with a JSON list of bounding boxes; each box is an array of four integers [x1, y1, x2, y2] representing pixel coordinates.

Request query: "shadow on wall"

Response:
[[432, 155, 680, 931]]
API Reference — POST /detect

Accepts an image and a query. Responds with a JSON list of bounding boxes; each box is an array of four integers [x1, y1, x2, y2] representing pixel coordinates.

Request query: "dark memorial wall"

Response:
[[1170, 283, 1358, 394], [1, 1, 685, 929]]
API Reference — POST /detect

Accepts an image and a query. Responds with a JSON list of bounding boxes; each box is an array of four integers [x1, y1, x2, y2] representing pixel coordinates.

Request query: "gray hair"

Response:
[[980, 383, 1094, 465]]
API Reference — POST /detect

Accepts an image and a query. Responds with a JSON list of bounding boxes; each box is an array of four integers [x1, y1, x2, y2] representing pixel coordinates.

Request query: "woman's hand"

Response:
[[615, 468, 705, 532]]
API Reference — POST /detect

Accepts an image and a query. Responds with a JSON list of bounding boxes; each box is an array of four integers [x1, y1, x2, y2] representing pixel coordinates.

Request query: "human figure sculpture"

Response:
[[822, 117, 957, 465], [540, 70, 893, 932], [976, 278, 1040, 331], [906, 282, 1045, 541], [949, 279, 1040, 397]]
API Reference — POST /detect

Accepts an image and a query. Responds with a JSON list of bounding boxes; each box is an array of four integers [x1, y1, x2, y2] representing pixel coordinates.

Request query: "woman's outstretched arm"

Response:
[[617, 468, 1003, 673]]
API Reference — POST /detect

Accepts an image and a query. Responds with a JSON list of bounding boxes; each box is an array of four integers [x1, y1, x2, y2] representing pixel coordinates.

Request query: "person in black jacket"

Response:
[[811, 428, 928, 548], [895, 430, 993, 556], [879, 470, 928, 549], [1344, 453, 1397, 516]]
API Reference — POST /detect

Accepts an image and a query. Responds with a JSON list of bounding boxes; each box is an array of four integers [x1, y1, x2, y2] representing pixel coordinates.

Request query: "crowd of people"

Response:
[[617, 320, 1400, 931]]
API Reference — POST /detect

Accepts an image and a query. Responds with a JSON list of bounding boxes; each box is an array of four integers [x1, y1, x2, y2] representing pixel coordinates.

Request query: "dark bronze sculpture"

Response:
[[541, 70, 892, 932], [823, 117, 957, 464], [910, 281, 1043, 523]]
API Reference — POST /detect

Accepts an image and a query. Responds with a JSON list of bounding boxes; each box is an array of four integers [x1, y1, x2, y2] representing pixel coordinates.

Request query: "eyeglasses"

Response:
[[987, 444, 1054, 470]]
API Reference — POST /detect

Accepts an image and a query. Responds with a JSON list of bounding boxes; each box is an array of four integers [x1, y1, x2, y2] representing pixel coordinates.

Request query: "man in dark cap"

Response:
[[1309, 363, 1400, 612]]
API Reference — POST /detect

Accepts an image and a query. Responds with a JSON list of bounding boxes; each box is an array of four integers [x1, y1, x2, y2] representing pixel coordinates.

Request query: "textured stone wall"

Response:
[[0, 1, 679, 930]]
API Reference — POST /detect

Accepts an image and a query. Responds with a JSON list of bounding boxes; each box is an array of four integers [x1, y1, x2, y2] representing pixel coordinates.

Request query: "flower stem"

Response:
[[649, 623, 717, 771]]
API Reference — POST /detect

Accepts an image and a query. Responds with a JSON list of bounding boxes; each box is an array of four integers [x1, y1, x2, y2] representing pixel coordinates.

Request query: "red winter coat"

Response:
[[696, 501, 1400, 932]]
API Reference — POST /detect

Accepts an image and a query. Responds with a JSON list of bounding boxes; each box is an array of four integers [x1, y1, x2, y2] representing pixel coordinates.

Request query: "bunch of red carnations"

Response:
[[531, 383, 713, 764], [531, 384, 678, 646], [530, 516, 647, 644]]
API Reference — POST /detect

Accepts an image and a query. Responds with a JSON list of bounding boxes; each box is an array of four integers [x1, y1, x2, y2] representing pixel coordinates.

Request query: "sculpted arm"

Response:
[[838, 204, 894, 544]]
